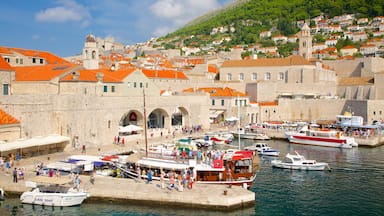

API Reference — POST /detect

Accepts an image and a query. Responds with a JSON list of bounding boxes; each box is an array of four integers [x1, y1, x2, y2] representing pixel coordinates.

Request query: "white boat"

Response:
[[285, 126, 358, 148], [271, 151, 330, 171], [233, 128, 270, 140], [0, 188, 4, 201], [20, 176, 89, 207], [126, 150, 257, 188], [244, 143, 280, 157]]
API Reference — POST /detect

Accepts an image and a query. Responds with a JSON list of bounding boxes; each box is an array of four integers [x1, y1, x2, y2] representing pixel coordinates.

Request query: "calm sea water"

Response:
[[1, 139, 384, 216]]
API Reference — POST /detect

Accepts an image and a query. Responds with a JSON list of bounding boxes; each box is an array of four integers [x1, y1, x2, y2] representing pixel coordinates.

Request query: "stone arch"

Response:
[[120, 110, 144, 127], [171, 107, 189, 127], [147, 108, 169, 129]]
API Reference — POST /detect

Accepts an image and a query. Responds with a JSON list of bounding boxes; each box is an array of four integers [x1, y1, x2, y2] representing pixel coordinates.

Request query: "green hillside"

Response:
[[160, 0, 384, 49]]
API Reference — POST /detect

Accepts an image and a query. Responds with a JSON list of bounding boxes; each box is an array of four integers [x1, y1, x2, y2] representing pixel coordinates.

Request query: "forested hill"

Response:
[[163, 0, 384, 42]]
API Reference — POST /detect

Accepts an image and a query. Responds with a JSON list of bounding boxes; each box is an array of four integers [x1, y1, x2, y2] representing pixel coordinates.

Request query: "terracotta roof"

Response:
[[141, 69, 188, 80], [0, 109, 20, 125], [0, 56, 13, 71], [258, 101, 278, 106], [208, 64, 218, 73], [14, 64, 77, 81], [0, 46, 69, 64], [341, 45, 356, 50], [221, 55, 312, 67], [338, 77, 374, 86], [61, 67, 136, 83], [183, 87, 246, 97]]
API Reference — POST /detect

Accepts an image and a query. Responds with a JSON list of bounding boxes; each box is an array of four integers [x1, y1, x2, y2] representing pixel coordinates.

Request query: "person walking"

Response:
[[13, 167, 18, 183]]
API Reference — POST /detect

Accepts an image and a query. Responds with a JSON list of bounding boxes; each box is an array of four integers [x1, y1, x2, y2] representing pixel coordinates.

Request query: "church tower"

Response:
[[298, 23, 312, 60], [82, 34, 99, 69]]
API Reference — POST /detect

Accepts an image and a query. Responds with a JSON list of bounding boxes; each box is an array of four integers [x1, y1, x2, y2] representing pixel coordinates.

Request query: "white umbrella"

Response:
[[118, 125, 143, 133]]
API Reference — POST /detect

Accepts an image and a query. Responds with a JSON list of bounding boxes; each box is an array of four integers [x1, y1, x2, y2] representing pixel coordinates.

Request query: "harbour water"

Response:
[[1, 139, 384, 216]]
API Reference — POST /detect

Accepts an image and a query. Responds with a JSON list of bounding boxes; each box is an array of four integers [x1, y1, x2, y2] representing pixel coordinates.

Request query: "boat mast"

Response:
[[143, 88, 148, 158], [237, 94, 241, 150]]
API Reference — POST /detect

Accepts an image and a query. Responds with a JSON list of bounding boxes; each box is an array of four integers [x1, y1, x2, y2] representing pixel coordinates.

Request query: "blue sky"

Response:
[[0, 0, 233, 57]]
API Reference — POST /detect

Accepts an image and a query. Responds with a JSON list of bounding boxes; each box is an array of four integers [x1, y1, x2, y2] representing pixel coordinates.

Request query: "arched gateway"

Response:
[[120, 106, 190, 130]]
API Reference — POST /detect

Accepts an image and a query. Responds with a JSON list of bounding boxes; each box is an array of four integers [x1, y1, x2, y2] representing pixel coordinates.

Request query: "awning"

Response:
[[225, 116, 239, 121], [119, 125, 143, 133], [209, 110, 224, 118], [0, 135, 70, 153]]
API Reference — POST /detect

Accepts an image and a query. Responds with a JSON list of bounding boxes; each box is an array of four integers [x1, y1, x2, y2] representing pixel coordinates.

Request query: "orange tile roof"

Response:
[[0, 46, 69, 64], [14, 64, 77, 81], [338, 77, 374, 86], [141, 69, 188, 80], [61, 67, 136, 83], [258, 101, 278, 106], [341, 45, 356, 50], [0, 109, 20, 125], [0, 56, 13, 71], [183, 87, 246, 97], [221, 55, 312, 67], [208, 64, 218, 73]]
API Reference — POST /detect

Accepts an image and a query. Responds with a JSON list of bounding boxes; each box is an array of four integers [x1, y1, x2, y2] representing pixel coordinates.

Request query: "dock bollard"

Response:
[[223, 190, 228, 195]]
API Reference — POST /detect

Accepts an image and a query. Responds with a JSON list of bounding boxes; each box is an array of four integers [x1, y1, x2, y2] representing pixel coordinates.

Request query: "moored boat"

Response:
[[232, 128, 270, 140], [271, 151, 329, 171], [244, 143, 280, 157], [0, 188, 4, 201], [20, 176, 89, 207], [122, 149, 257, 189], [285, 126, 358, 148]]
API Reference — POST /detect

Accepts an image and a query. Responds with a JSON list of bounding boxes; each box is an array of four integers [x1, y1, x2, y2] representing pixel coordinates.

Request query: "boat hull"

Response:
[[20, 191, 88, 207], [271, 161, 328, 171], [286, 134, 356, 148]]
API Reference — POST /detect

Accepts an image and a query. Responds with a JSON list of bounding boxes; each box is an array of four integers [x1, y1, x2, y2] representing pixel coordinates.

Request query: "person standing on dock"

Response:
[[13, 167, 18, 183], [147, 169, 152, 184]]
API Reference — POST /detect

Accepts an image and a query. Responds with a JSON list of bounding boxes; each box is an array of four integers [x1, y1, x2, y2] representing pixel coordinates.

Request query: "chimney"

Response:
[[96, 72, 104, 82], [72, 71, 80, 80]]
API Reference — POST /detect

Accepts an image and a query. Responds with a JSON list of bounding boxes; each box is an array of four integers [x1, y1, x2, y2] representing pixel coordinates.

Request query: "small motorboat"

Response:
[[20, 176, 89, 207], [0, 188, 5, 201], [271, 151, 329, 171], [244, 143, 280, 157]]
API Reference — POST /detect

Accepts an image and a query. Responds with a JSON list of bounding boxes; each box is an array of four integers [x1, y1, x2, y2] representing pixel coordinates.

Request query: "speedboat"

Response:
[[271, 151, 329, 171], [20, 176, 89, 207], [244, 143, 280, 157]]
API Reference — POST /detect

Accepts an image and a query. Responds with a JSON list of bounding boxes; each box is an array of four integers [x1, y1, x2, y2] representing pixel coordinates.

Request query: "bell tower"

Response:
[[82, 34, 99, 69], [298, 23, 312, 60]]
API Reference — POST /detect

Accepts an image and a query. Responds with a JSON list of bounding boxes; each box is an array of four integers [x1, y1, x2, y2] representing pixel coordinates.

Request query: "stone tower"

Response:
[[298, 23, 312, 60], [82, 34, 99, 69]]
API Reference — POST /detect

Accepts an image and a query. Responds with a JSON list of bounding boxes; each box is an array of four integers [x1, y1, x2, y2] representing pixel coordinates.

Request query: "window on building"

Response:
[[279, 72, 284, 80], [212, 99, 215, 106], [252, 73, 257, 81], [16, 58, 19, 64], [3, 84, 9, 95], [40, 59, 44, 64], [134, 82, 137, 88], [140, 82, 143, 88], [32, 58, 36, 64], [227, 73, 232, 81], [239, 73, 244, 81], [111, 86, 115, 92], [103, 85, 108, 93], [20, 58, 23, 64], [4, 57, 10, 63], [265, 72, 271, 80], [221, 99, 225, 106]]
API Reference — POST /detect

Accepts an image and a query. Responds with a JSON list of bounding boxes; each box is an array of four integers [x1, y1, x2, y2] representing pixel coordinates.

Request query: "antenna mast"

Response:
[[143, 88, 148, 158]]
